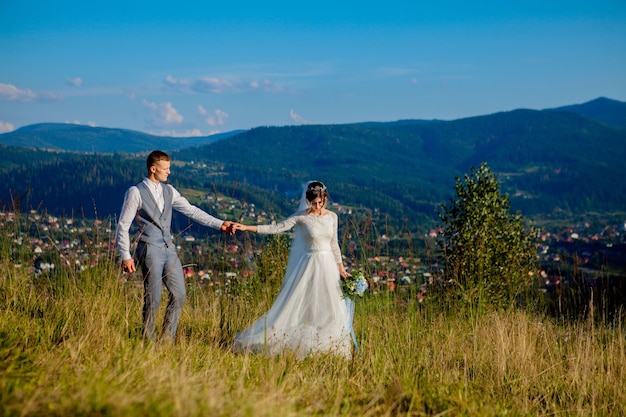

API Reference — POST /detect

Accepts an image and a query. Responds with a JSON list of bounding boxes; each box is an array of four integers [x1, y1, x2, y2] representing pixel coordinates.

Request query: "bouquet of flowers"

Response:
[[341, 270, 369, 299]]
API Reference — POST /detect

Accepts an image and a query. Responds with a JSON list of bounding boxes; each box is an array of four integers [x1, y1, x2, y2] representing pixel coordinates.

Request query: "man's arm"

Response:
[[116, 187, 140, 273], [169, 185, 235, 234]]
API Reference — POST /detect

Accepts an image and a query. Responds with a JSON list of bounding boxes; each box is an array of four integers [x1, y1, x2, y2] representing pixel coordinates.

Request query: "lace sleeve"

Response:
[[330, 212, 342, 264], [256, 214, 299, 234]]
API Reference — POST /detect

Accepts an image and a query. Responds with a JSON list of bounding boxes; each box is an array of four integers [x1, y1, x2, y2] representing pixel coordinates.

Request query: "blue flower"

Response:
[[356, 277, 368, 294], [341, 270, 369, 299]]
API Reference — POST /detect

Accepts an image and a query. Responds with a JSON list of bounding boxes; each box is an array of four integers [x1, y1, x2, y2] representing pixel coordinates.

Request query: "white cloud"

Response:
[[203, 108, 229, 126], [66, 120, 97, 127], [165, 75, 228, 93], [0, 120, 15, 133], [249, 79, 285, 93], [0, 83, 38, 102], [197, 105, 207, 116], [193, 77, 235, 94], [164, 75, 191, 88], [165, 75, 286, 94], [153, 128, 204, 137], [141, 99, 184, 125], [66, 77, 83, 87], [0, 83, 62, 102], [290, 109, 308, 124]]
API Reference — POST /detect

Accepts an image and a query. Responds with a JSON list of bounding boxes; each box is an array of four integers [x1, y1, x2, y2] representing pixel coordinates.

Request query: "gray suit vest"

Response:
[[136, 181, 174, 248]]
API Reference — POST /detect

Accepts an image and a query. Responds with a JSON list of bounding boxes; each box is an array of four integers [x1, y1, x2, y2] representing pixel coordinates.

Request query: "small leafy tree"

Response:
[[437, 163, 539, 313]]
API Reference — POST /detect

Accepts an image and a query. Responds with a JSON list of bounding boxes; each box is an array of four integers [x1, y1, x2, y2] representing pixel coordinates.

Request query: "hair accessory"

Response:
[[307, 182, 327, 192]]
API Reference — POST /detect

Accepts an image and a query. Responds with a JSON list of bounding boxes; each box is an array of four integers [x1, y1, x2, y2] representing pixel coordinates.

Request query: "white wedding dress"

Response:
[[233, 210, 353, 359]]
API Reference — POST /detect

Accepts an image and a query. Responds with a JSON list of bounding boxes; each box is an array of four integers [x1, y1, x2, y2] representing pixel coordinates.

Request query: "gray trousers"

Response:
[[137, 242, 186, 342]]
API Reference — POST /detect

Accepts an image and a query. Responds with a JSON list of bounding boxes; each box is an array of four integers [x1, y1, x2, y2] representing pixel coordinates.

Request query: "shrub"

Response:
[[437, 163, 540, 314]]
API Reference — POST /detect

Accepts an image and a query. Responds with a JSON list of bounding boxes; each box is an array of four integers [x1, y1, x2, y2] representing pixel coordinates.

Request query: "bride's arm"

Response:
[[235, 215, 298, 234], [330, 212, 349, 278], [235, 224, 258, 232], [338, 262, 349, 278]]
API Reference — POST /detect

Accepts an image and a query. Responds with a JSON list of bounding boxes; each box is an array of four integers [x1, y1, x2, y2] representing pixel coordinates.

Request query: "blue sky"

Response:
[[1, 1, 625, 136]]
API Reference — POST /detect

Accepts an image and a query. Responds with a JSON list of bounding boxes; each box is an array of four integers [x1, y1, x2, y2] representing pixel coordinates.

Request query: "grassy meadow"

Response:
[[1, 213, 625, 416]]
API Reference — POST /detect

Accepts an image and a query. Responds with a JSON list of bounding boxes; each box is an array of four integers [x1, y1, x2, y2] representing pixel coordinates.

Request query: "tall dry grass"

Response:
[[1, 216, 625, 416]]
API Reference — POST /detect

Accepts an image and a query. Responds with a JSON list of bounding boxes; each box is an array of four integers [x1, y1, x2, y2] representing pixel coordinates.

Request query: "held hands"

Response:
[[221, 221, 256, 234], [221, 221, 241, 235]]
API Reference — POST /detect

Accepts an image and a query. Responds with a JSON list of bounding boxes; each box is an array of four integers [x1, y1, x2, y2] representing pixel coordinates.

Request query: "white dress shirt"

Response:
[[115, 178, 224, 261]]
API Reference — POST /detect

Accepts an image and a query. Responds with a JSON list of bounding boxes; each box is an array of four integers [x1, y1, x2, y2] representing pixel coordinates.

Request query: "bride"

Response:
[[232, 181, 354, 359]]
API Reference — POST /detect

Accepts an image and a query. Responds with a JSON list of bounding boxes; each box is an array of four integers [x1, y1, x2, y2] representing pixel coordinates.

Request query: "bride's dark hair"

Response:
[[305, 181, 329, 203]]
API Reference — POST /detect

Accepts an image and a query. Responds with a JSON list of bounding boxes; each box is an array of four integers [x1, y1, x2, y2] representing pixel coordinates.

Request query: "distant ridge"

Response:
[[1, 97, 624, 154], [545, 97, 626, 129], [1, 97, 625, 227], [0, 123, 244, 153]]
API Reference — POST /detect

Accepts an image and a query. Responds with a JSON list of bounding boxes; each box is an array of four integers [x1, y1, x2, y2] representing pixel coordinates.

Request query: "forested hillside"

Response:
[[173, 109, 626, 221], [547, 97, 626, 129], [2, 101, 625, 231], [0, 123, 243, 153]]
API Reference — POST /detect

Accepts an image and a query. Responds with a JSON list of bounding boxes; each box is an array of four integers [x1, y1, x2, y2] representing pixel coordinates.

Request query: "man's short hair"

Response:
[[147, 150, 170, 170]]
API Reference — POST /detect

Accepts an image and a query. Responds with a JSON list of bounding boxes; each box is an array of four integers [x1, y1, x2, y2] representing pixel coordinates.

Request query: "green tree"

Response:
[[437, 163, 539, 313]]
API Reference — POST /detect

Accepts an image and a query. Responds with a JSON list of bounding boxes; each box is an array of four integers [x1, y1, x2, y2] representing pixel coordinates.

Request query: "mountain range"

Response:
[[0, 123, 244, 153], [1, 97, 625, 153], [1, 97, 625, 231]]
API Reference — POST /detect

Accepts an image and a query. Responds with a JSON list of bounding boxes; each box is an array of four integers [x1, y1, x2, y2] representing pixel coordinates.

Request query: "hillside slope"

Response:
[[2, 98, 625, 230], [0, 123, 243, 153]]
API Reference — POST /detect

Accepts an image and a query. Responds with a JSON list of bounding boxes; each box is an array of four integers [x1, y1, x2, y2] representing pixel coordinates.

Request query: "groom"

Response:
[[115, 150, 237, 342]]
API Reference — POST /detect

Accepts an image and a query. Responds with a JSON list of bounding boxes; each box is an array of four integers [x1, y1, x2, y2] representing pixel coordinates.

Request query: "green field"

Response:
[[1, 215, 625, 416]]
